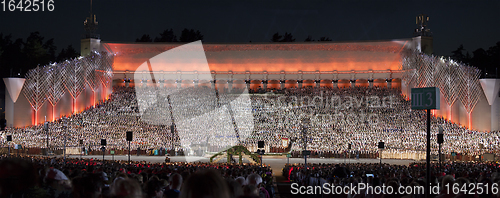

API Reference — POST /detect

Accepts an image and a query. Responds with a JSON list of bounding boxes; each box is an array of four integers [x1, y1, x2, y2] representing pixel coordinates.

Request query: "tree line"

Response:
[[450, 43, 500, 78], [1, 31, 497, 78], [136, 29, 333, 43], [135, 28, 203, 42], [0, 32, 79, 78]]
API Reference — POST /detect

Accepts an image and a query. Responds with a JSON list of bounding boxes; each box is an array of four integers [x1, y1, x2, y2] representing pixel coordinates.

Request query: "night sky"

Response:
[[0, 0, 499, 57]]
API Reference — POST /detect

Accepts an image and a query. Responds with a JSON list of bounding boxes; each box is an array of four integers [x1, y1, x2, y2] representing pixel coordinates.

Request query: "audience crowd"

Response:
[[0, 155, 274, 198], [283, 161, 500, 197]]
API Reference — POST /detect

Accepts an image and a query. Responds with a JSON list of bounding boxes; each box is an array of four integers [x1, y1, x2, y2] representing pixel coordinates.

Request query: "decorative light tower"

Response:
[[413, 14, 433, 55], [81, 0, 101, 56]]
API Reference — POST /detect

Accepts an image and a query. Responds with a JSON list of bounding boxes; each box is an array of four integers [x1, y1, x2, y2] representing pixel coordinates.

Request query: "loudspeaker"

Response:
[[101, 139, 106, 146], [258, 141, 264, 148], [0, 118, 6, 130], [437, 134, 444, 144], [348, 143, 352, 150], [378, 142, 384, 149], [7, 135, 12, 141], [126, 131, 133, 141], [171, 125, 175, 134], [79, 140, 83, 145]]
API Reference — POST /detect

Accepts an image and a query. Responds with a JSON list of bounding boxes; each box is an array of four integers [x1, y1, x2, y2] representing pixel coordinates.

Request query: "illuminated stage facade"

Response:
[[4, 39, 499, 132], [105, 41, 408, 90]]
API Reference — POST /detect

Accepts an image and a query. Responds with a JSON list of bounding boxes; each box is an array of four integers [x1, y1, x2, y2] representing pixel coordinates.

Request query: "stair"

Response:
[[212, 153, 227, 163], [241, 154, 257, 164]]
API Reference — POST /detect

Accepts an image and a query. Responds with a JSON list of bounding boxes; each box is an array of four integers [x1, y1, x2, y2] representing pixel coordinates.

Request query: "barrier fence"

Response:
[[0, 147, 181, 156], [0, 147, 495, 162]]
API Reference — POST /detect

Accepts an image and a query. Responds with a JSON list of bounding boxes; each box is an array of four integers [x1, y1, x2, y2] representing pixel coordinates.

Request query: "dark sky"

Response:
[[0, 0, 499, 56]]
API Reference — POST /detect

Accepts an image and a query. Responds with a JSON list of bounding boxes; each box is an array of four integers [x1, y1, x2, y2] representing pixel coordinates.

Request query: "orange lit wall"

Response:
[[338, 80, 351, 88], [303, 83, 315, 87], [320, 80, 333, 88], [284, 80, 298, 89], [392, 79, 402, 89], [267, 83, 280, 90], [232, 83, 246, 89], [356, 79, 369, 87], [103, 41, 409, 76], [250, 83, 262, 90], [373, 79, 387, 88]]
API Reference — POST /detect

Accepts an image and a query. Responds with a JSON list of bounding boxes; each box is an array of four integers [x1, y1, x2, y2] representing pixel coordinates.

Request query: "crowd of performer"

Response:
[[1, 86, 499, 157]]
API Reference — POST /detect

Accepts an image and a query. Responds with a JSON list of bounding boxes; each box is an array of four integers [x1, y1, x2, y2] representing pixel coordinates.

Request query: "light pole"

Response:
[[6, 135, 12, 156], [302, 118, 310, 169], [63, 120, 68, 164], [256, 140, 265, 166], [170, 124, 175, 156], [479, 143, 484, 162], [44, 122, 49, 156], [256, 149, 265, 167], [437, 126, 444, 173], [79, 139, 83, 159], [348, 143, 351, 163], [378, 141, 384, 165], [126, 131, 132, 164], [101, 139, 106, 162]]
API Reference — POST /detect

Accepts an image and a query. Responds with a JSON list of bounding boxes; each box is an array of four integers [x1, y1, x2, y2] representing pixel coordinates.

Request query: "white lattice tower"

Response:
[[401, 50, 483, 127], [433, 58, 459, 120], [419, 55, 430, 87], [457, 65, 482, 129], [84, 52, 100, 92], [42, 64, 66, 121], [435, 59, 449, 105], [401, 50, 419, 88], [22, 66, 47, 124], [403, 52, 427, 88], [417, 54, 434, 88], [62, 60, 86, 113], [446, 62, 461, 107], [430, 56, 443, 87], [97, 52, 114, 87], [458, 66, 482, 114]]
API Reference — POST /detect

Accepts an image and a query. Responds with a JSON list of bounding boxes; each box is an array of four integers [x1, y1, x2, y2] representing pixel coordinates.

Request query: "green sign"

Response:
[[286, 154, 291, 158], [110, 150, 115, 155], [451, 152, 456, 156], [411, 87, 440, 110]]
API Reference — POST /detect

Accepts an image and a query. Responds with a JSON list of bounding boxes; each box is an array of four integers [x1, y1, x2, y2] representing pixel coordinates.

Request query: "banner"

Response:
[[282, 138, 289, 148]]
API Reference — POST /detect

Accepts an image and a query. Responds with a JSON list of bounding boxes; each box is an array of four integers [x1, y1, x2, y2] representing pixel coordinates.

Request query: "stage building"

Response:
[[3, 15, 499, 132]]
